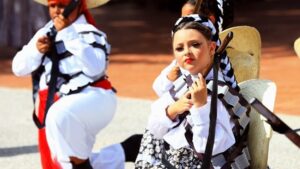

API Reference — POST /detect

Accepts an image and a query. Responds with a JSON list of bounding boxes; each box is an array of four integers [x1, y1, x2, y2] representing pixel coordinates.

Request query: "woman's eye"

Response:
[[175, 47, 184, 52], [192, 42, 201, 48]]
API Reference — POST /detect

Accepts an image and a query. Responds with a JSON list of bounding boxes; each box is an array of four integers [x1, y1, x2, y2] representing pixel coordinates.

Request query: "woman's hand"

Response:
[[166, 92, 193, 120], [36, 35, 51, 54], [167, 65, 181, 82], [189, 73, 207, 108]]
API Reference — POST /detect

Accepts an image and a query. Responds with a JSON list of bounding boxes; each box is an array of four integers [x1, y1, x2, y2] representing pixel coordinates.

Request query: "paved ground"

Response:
[[0, 88, 299, 169]]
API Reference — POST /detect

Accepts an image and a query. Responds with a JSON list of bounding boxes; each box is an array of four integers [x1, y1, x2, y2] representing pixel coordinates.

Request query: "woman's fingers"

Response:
[[198, 73, 206, 88], [184, 91, 192, 99], [186, 73, 208, 108]]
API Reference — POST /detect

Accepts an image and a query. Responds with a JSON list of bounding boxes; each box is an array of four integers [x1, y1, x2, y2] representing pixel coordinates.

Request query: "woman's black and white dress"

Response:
[[135, 69, 236, 168]]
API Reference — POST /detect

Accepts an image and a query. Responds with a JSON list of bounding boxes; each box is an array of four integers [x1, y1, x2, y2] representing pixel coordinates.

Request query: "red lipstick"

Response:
[[185, 58, 194, 64]]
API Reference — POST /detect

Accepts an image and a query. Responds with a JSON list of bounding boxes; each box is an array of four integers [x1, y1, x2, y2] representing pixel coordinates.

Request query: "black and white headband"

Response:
[[172, 14, 220, 45]]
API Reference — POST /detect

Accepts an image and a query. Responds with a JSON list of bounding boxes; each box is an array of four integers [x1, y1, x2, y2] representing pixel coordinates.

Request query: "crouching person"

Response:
[[11, 0, 129, 168]]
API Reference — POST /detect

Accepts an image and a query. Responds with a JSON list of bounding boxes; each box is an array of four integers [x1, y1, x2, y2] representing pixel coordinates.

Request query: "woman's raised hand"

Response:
[[189, 73, 207, 108], [167, 65, 181, 82]]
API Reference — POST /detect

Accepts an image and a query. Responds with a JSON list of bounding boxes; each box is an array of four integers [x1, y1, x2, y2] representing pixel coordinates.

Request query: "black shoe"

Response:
[[121, 134, 143, 162], [72, 159, 93, 169]]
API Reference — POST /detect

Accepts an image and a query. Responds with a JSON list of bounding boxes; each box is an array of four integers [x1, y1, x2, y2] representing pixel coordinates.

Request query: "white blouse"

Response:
[[152, 60, 177, 97], [149, 65, 236, 155], [12, 15, 110, 94]]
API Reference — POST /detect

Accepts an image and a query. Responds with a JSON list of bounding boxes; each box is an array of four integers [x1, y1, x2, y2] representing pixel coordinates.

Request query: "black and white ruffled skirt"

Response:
[[135, 129, 203, 169]]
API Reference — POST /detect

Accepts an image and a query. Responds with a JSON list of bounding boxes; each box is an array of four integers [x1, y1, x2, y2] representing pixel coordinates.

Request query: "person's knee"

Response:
[[45, 104, 71, 135]]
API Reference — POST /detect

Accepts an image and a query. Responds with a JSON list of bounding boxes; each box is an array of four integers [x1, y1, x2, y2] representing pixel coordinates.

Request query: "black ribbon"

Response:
[[33, 0, 81, 129], [201, 32, 233, 169]]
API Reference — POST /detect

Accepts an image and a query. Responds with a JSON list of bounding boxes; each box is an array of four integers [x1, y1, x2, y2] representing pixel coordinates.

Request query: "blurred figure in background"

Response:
[[181, 0, 196, 16]]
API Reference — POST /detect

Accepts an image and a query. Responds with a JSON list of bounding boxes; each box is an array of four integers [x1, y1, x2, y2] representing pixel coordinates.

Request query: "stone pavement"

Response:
[[0, 88, 299, 169]]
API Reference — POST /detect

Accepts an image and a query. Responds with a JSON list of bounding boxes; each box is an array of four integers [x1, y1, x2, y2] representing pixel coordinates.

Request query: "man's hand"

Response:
[[36, 36, 51, 54], [53, 15, 70, 31]]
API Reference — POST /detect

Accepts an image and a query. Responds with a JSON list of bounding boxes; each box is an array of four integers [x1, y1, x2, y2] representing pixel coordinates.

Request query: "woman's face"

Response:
[[173, 28, 216, 75]]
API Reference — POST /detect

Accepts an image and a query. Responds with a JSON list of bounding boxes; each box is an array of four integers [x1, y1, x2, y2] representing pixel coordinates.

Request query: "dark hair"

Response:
[[173, 21, 212, 40]]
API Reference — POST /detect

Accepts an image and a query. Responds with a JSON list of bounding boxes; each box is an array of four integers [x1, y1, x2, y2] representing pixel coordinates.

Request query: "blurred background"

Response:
[[1, 0, 299, 115]]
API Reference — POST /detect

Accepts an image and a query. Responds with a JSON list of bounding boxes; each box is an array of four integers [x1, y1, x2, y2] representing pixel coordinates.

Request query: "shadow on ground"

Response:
[[0, 145, 38, 157]]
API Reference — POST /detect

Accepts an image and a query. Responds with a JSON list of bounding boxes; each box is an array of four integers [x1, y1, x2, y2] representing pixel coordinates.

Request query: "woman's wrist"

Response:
[[166, 105, 178, 121], [193, 100, 207, 108]]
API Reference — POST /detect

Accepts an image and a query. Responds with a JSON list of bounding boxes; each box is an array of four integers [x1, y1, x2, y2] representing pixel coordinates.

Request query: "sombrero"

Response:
[[219, 26, 261, 83], [34, 0, 110, 8], [294, 37, 300, 58]]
